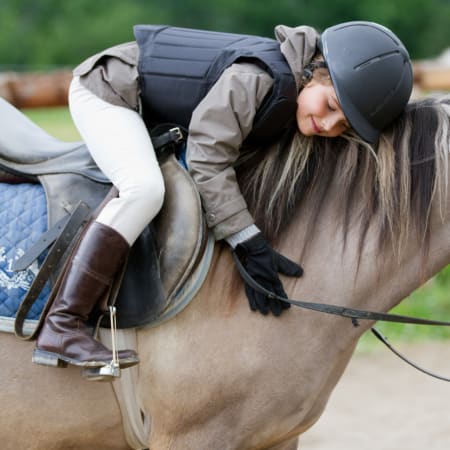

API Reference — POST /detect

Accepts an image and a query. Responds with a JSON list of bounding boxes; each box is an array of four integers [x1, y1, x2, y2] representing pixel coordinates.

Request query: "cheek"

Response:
[[296, 91, 309, 122], [296, 96, 306, 131], [296, 89, 308, 112], [296, 90, 315, 134], [297, 87, 323, 119]]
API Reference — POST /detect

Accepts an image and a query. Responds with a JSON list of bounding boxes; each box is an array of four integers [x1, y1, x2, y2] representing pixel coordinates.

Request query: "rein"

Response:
[[233, 253, 450, 382]]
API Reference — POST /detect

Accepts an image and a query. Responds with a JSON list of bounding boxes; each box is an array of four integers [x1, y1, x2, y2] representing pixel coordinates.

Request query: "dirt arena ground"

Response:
[[300, 341, 450, 450]]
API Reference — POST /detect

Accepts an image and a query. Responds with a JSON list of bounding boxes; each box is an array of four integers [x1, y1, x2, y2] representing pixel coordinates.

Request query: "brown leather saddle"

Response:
[[2, 153, 208, 336], [0, 97, 209, 335]]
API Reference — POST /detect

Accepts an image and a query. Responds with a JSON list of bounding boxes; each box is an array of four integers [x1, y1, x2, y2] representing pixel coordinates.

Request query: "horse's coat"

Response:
[[0, 96, 449, 449]]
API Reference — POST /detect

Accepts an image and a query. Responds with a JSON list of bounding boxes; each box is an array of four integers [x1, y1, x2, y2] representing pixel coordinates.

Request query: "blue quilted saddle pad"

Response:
[[0, 182, 51, 320]]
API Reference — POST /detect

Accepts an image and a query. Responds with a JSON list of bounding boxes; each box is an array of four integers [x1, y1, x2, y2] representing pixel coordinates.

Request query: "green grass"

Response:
[[358, 264, 450, 350], [21, 106, 450, 348], [22, 106, 81, 142]]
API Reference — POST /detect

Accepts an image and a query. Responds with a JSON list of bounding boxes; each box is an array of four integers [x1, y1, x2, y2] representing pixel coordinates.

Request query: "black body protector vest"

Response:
[[134, 25, 298, 145]]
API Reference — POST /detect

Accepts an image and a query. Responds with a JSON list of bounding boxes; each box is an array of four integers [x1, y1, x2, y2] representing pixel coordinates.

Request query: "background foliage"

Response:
[[1, 0, 449, 70]]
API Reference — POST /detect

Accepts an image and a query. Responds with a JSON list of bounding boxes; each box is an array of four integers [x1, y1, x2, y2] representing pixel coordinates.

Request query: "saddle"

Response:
[[0, 97, 211, 335]]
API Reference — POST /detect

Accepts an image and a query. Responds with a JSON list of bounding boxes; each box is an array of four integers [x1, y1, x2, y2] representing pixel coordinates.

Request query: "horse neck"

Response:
[[276, 175, 450, 315]]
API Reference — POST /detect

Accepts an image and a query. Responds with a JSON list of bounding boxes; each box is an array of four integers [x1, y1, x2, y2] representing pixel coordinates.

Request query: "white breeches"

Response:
[[69, 76, 165, 245]]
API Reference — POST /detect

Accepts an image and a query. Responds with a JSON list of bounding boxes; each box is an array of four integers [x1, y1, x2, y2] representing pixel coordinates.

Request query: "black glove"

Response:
[[234, 233, 303, 316]]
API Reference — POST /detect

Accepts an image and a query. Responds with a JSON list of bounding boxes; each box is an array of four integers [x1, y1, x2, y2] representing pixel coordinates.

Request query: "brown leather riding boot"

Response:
[[33, 221, 139, 369]]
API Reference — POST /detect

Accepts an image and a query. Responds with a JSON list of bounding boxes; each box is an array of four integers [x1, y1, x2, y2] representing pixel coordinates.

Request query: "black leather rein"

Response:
[[233, 253, 450, 382]]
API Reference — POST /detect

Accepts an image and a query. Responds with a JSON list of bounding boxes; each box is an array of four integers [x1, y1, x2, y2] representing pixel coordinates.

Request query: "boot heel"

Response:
[[32, 349, 68, 368]]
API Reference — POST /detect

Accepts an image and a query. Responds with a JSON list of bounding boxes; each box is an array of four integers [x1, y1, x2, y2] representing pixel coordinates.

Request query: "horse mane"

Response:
[[235, 95, 450, 258]]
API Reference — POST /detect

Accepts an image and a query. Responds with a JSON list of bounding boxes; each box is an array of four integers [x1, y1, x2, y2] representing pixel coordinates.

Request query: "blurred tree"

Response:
[[0, 0, 448, 70], [357, 0, 449, 59]]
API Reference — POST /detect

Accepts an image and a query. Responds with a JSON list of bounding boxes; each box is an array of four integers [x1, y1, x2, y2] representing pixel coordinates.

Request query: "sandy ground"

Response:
[[300, 341, 450, 450]]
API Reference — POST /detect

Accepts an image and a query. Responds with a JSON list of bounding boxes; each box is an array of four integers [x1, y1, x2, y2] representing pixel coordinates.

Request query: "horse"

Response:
[[0, 95, 449, 450]]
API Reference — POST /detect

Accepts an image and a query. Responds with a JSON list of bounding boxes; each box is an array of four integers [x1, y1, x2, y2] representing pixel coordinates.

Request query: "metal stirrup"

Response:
[[82, 306, 121, 381]]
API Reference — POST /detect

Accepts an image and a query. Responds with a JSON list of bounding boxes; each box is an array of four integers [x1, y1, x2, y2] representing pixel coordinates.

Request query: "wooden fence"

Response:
[[0, 70, 72, 108]]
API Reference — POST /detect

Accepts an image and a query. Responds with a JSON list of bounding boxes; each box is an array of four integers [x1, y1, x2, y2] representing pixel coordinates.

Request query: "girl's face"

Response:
[[296, 79, 350, 138]]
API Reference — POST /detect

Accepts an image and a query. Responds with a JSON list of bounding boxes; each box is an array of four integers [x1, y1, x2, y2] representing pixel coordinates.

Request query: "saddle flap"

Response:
[[155, 154, 206, 300]]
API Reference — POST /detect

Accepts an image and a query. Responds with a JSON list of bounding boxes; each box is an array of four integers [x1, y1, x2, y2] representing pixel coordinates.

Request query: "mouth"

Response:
[[311, 118, 322, 134]]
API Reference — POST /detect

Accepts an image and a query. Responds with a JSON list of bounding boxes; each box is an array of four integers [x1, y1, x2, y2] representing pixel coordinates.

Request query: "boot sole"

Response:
[[32, 348, 139, 369]]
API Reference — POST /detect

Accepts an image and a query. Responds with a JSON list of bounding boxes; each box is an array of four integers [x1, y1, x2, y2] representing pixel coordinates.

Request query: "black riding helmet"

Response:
[[319, 21, 413, 144]]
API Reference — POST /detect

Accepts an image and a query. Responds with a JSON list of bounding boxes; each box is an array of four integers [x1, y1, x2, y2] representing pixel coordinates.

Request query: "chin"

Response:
[[298, 122, 312, 136]]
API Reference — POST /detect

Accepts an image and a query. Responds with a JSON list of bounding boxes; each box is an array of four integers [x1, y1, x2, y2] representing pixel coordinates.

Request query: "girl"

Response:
[[33, 21, 413, 372]]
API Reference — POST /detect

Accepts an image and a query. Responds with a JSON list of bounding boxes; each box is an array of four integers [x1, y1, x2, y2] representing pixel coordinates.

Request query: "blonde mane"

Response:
[[235, 96, 450, 257]]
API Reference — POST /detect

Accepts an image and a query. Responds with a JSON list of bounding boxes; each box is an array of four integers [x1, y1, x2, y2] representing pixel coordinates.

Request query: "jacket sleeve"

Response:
[[186, 63, 274, 241]]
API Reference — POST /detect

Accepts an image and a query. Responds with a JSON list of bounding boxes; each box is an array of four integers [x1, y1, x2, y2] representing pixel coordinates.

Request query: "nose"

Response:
[[322, 111, 345, 132], [323, 114, 338, 131]]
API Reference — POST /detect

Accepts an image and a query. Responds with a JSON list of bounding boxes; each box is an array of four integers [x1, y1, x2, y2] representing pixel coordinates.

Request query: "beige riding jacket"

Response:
[[73, 25, 319, 240]]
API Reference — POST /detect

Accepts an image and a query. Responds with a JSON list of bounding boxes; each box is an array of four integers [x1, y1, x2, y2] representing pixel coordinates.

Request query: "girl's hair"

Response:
[[300, 54, 331, 88], [235, 127, 371, 244], [235, 96, 450, 264]]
